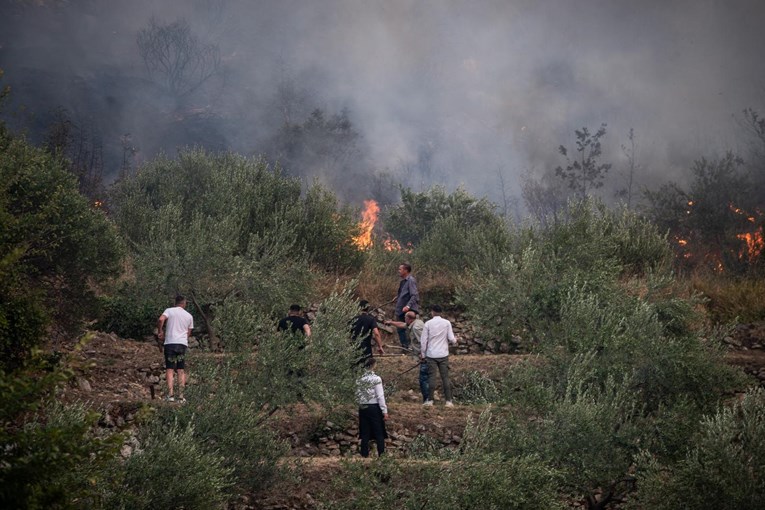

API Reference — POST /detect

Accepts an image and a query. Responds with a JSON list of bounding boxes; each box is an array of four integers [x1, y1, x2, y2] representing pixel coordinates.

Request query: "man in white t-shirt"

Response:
[[157, 295, 194, 402]]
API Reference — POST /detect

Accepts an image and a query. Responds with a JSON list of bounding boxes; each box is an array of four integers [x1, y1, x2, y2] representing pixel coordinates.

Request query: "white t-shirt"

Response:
[[162, 307, 194, 346], [421, 315, 456, 358]]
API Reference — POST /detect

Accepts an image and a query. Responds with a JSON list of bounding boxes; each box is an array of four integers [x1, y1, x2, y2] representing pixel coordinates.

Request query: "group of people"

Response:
[[353, 263, 458, 458], [155, 262, 456, 458]]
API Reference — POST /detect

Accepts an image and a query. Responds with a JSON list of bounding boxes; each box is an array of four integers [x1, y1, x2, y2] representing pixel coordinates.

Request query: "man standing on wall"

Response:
[[420, 304, 457, 407], [157, 295, 194, 403], [393, 262, 419, 350]]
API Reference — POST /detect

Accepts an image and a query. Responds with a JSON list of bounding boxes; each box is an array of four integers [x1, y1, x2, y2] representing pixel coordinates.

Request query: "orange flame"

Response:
[[383, 236, 401, 252], [352, 200, 379, 250], [737, 228, 764, 262]]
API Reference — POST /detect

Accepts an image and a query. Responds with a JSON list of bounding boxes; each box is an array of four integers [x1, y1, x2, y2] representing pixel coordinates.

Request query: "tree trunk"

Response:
[[189, 290, 220, 351]]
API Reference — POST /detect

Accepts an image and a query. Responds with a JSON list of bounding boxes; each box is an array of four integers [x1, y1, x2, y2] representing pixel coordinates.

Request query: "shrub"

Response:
[[414, 213, 512, 274], [109, 149, 323, 346], [0, 352, 122, 509], [383, 185, 504, 247], [114, 422, 233, 510], [424, 457, 564, 510], [0, 133, 122, 366], [154, 356, 287, 494], [630, 388, 765, 510], [454, 370, 501, 404]]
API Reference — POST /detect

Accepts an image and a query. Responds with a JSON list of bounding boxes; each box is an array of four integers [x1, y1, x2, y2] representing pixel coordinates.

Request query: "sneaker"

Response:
[[165, 396, 175, 402], [177, 396, 187, 404], [422, 400, 434, 406], [445, 401, 455, 408]]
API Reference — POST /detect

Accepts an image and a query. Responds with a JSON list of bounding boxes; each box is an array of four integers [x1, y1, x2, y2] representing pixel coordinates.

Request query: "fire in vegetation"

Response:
[[729, 203, 764, 263], [351, 199, 410, 252], [352, 199, 380, 250]]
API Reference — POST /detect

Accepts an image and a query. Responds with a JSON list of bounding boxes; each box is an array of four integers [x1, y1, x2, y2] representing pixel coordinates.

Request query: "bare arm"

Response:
[[157, 315, 167, 340], [384, 319, 407, 329], [373, 327, 384, 355], [303, 324, 312, 337]]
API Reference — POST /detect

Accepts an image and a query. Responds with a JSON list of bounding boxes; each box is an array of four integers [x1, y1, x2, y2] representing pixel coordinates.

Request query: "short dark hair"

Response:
[[430, 304, 443, 313], [359, 299, 370, 311], [175, 295, 186, 305], [364, 356, 377, 369], [400, 262, 412, 273], [289, 304, 302, 312]]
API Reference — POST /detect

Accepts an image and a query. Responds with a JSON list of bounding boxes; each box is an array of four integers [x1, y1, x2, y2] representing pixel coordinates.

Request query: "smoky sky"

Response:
[[1, 0, 764, 206]]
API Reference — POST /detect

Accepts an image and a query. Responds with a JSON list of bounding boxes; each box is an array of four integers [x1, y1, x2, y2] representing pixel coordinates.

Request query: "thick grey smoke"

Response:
[[1, 0, 764, 206]]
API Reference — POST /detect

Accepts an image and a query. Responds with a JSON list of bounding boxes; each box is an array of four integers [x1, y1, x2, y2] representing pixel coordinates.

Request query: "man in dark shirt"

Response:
[[394, 263, 419, 349], [278, 304, 312, 338], [351, 300, 384, 360]]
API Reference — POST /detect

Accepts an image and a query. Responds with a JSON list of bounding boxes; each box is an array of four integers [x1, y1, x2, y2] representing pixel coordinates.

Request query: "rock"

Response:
[[148, 375, 160, 384], [77, 377, 92, 392], [188, 337, 200, 349], [120, 444, 133, 458]]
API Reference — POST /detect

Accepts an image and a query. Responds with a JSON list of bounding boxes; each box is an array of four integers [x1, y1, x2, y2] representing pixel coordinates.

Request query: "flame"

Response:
[[677, 239, 688, 246], [352, 200, 379, 250], [93, 200, 103, 208], [736, 228, 764, 262], [383, 236, 401, 252]]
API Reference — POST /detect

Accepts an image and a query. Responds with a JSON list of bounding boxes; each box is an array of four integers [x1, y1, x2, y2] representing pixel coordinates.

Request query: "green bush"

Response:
[[383, 185, 504, 247], [109, 149, 325, 346], [630, 387, 765, 510], [424, 457, 564, 510], [114, 422, 233, 510], [0, 133, 122, 367], [414, 213, 512, 274], [154, 356, 287, 493], [0, 354, 122, 509], [454, 370, 501, 404]]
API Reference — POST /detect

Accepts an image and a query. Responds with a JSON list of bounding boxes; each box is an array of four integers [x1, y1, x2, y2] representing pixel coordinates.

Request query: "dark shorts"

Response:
[[164, 344, 187, 370]]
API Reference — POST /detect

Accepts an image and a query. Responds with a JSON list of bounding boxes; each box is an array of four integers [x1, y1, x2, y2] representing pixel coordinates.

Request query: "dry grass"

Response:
[[690, 273, 765, 323]]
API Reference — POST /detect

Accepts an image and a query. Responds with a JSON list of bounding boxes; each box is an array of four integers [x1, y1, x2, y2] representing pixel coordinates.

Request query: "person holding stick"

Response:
[[393, 262, 419, 349], [385, 311, 428, 402]]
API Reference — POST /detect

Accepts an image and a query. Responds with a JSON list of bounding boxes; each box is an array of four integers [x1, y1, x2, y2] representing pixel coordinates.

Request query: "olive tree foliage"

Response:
[[0, 114, 122, 366], [383, 185, 504, 248], [108, 148, 360, 347], [249, 284, 363, 409], [630, 387, 765, 510], [137, 18, 221, 98], [456, 198, 747, 509]]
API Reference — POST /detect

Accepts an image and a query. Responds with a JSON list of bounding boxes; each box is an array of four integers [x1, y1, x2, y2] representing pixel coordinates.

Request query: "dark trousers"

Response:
[[419, 360, 430, 402], [397, 313, 410, 349], [427, 356, 452, 402], [359, 404, 386, 457]]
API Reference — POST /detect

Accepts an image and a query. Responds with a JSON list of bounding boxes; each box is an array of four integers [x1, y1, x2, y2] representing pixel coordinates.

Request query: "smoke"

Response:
[[1, 0, 764, 205]]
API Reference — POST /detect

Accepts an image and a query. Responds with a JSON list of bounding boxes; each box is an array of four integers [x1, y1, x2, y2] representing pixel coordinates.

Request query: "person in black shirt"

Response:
[[351, 300, 384, 360], [278, 304, 312, 338]]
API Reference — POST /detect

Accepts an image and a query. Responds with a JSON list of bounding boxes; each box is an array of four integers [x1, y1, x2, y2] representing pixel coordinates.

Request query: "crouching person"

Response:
[[356, 357, 388, 457]]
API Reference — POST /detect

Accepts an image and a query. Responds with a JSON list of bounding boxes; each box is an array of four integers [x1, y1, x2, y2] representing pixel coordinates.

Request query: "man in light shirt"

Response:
[[385, 311, 428, 402], [157, 295, 194, 403], [419, 304, 457, 407], [356, 357, 388, 457]]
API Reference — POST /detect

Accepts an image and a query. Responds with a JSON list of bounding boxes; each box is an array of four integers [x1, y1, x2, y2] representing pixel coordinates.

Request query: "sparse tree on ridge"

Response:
[[556, 123, 612, 198], [137, 18, 221, 98]]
